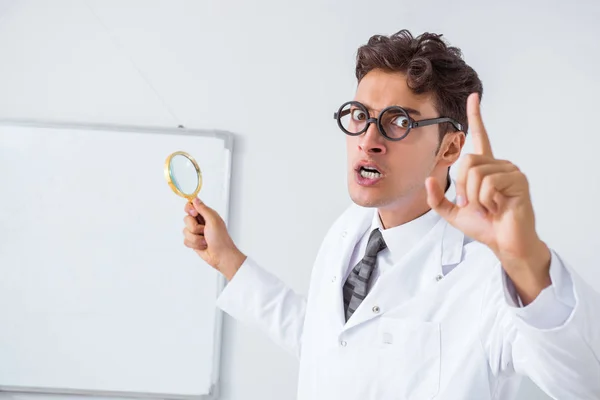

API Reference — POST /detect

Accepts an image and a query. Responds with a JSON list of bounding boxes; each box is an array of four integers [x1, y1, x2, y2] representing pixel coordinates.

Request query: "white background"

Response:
[[0, 0, 598, 399]]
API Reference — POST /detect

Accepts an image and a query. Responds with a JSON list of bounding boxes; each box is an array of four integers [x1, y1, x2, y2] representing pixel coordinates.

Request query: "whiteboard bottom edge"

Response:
[[0, 383, 219, 400]]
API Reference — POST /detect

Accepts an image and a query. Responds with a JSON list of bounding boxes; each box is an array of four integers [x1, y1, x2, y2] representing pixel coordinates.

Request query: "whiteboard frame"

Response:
[[0, 119, 234, 400]]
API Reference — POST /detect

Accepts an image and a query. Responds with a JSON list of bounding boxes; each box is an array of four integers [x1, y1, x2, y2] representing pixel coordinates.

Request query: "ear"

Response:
[[437, 131, 465, 166]]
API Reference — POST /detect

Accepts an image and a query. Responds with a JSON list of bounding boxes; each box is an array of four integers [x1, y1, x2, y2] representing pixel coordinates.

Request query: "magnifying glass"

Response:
[[164, 151, 202, 202]]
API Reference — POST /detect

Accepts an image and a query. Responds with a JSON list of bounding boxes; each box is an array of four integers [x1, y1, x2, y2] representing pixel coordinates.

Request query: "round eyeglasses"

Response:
[[333, 101, 464, 141]]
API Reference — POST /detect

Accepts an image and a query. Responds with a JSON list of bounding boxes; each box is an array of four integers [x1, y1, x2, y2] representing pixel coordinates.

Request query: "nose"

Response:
[[358, 122, 386, 155]]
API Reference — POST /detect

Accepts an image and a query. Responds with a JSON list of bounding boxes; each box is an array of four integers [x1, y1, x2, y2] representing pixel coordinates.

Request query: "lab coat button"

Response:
[[341, 231, 347, 238], [340, 340, 347, 347], [331, 276, 336, 283], [435, 274, 443, 281], [372, 306, 380, 313]]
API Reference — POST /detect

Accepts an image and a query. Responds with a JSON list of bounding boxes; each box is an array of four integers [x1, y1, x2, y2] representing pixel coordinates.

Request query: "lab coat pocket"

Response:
[[376, 318, 441, 400]]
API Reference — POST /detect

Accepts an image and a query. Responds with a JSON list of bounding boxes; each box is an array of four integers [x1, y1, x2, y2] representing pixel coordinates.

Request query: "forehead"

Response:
[[354, 69, 437, 116]]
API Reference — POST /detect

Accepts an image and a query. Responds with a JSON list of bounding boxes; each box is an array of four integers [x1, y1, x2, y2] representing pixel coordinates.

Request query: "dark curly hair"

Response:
[[355, 29, 483, 139]]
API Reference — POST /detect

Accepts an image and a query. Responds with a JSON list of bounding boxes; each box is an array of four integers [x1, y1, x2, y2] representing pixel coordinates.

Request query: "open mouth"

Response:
[[358, 165, 382, 179]]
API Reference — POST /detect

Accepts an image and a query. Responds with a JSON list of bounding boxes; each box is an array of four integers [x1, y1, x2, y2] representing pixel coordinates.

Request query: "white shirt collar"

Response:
[[370, 179, 457, 259]]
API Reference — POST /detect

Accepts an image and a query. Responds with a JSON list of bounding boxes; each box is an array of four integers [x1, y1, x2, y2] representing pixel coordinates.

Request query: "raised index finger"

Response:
[[467, 92, 493, 158]]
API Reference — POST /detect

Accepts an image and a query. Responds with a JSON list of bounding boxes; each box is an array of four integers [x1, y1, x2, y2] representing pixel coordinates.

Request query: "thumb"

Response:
[[192, 198, 218, 224], [425, 177, 457, 222]]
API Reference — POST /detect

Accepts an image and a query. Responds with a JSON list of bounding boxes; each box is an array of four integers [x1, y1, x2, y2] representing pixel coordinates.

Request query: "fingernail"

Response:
[[200, 239, 207, 247], [189, 209, 198, 217], [193, 198, 202, 206], [456, 195, 466, 207]]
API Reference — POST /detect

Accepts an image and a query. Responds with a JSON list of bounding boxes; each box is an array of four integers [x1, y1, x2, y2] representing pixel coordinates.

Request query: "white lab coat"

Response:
[[216, 185, 600, 399]]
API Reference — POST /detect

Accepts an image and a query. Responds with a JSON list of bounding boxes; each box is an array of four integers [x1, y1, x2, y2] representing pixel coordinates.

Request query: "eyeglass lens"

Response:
[[338, 102, 411, 140]]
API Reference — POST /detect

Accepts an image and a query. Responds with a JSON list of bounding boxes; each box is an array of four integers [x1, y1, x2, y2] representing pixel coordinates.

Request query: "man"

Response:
[[183, 30, 600, 399]]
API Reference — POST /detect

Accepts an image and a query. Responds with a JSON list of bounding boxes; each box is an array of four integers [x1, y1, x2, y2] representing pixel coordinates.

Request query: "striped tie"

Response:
[[342, 228, 387, 321]]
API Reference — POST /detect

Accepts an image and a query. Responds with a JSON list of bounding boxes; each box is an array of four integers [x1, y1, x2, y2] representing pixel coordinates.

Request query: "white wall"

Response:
[[0, 0, 599, 399]]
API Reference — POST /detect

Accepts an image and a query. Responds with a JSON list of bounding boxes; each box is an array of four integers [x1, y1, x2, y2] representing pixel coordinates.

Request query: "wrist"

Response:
[[219, 249, 246, 281], [507, 239, 551, 273], [502, 239, 552, 305]]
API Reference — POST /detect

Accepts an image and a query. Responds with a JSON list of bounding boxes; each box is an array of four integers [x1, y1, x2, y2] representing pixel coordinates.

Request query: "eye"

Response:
[[351, 109, 367, 122], [392, 115, 410, 129]]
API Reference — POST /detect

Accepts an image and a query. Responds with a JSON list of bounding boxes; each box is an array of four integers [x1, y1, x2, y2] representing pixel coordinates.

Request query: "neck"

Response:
[[377, 175, 449, 230]]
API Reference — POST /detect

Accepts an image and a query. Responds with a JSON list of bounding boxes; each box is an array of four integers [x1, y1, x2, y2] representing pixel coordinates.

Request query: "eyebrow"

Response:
[[399, 107, 421, 117], [362, 103, 422, 117]]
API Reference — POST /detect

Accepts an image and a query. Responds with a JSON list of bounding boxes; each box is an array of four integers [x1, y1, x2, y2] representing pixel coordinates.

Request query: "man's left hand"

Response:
[[425, 93, 551, 305]]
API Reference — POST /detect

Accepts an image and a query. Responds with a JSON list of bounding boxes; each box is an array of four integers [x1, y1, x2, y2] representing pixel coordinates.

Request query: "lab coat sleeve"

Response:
[[215, 257, 307, 359], [501, 252, 575, 329], [481, 248, 600, 399]]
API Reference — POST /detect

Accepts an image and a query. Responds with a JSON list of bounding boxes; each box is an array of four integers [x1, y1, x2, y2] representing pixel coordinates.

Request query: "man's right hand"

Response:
[[183, 198, 246, 281]]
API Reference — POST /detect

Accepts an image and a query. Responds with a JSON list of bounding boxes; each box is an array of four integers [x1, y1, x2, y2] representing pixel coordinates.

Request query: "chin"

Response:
[[348, 185, 387, 208]]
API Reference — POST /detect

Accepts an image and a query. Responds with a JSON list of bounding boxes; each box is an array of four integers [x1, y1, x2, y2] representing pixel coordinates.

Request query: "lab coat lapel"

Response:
[[325, 205, 373, 329], [342, 218, 465, 331]]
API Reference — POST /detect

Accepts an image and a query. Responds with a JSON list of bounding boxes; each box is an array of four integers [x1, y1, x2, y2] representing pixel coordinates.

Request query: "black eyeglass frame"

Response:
[[333, 101, 464, 141]]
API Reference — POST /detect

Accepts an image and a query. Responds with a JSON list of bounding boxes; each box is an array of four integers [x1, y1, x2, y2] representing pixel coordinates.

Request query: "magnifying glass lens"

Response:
[[169, 154, 200, 196]]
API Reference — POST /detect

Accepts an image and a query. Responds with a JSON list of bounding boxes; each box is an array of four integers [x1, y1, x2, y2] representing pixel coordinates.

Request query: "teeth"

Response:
[[361, 165, 380, 172], [360, 169, 381, 179]]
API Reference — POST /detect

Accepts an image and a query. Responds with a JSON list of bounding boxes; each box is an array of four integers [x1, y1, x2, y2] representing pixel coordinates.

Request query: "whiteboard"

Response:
[[0, 120, 233, 399]]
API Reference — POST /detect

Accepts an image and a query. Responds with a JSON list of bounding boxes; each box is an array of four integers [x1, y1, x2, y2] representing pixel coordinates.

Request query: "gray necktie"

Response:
[[342, 228, 387, 321]]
